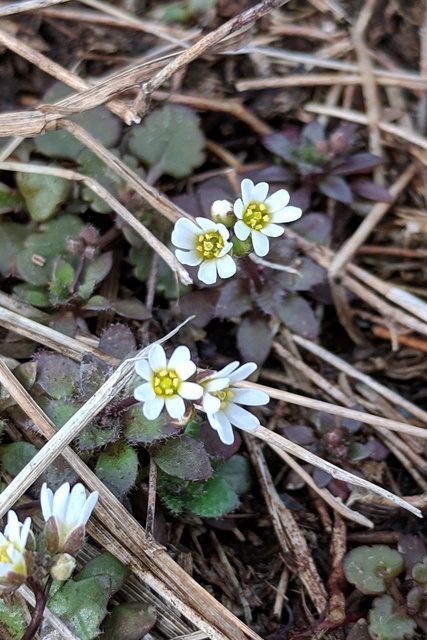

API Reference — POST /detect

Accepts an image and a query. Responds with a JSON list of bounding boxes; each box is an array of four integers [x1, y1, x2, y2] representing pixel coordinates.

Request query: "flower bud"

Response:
[[232, 236, 252, 257], [50, 553, 76, 581], [168, 401, 197, 428], [79, 225, 100, 246], [210, 199, 236, 227], [66, 237, 85, 256]]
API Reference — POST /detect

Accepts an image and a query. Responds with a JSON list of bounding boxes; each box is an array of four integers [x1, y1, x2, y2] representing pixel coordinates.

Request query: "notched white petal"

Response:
[[265, 189, 290, 211]]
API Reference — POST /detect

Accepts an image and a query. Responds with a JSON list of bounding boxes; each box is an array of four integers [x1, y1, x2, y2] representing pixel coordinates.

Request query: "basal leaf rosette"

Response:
[[200, 361, 269, 445], [172, 217, 236, 285], [0, 510, 33, 594], [41, 482, 99, 555], [234, 179, 302, 257], [134, 344, 203, 421]]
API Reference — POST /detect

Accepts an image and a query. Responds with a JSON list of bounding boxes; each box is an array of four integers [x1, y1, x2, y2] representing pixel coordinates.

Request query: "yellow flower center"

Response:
[[196, 232, 224, 259], [0, 541, 12, 564], [242, 202, 271, 231], [153, 369, 181, 397], [212, 387, 235, 410]]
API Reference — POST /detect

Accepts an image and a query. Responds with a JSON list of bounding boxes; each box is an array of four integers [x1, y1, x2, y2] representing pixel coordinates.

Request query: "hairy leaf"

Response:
[[152, 435, 212, 481]]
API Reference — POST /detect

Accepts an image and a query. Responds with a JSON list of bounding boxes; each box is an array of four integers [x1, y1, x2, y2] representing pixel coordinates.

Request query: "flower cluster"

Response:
[[134, 344, 269, 444], [172, 179, 302, 285], [0, 482, 98, 596]]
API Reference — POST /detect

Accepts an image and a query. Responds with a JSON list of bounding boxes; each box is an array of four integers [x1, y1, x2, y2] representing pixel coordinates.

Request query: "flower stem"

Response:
[[104, 396, 138, 418], [242, 255, 263, 293], [69, 255, 86, 295], [20, 576, 53, 640]]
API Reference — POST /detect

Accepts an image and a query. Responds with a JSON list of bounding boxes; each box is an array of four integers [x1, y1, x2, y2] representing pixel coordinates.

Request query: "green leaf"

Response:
[[123, 405, 177, 444], [412, 555, 427, 586], [217, 455, 252, 495], [184, 476, 239, 517], [343, 545, 404, 594], [13, 283, 50, 307], [151, 435, 212, 481], [129, 248, 190, 299], [101, 603, 156, 640], [127, 104, 205, 178], [0, 222, 28, 277], [16, 169, 69, 221], [95, 443, 138, 498], [77, 252, 113, 299], [111, 298, 151, 320], [0, 442, 37, 476], [0, 597, 26, 640], [0, 182, 24, 215], [44, 399, 82, 428], [78, 149, 125, 213], [82, 295, 110, 311], [98, 324, 136, 360], [78, 423, 119, 451], [35, 352, 80, 399], [75, 552, 129, 595], [48, 575, 111, 640], [368, 595, 416, 640]]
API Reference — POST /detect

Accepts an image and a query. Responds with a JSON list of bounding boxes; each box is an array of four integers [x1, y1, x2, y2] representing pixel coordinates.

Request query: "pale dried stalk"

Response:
[[270, 445, 374, 528], [244, 434, 328, 614], [0, 160, 192, 285], [0, 0, 66, 16], [236, 73, 427, 91]]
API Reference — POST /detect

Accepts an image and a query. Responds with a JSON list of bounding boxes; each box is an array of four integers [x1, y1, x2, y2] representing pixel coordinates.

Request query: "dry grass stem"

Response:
[[0, 0, 67, 17]]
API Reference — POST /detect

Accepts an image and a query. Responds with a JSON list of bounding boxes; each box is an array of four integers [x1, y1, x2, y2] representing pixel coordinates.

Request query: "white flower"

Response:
[[201, 361, 270, 445], [172, 217, 236, 285], [134, 344, 202, 421], [41, 482, 98, 555], [234, 178, 302, 257], [0, 510, 33, 592], [210, 199, 236, 227]]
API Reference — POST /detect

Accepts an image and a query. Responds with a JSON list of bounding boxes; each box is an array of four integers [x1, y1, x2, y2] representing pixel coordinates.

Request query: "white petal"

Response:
[[205, 377, 229, 392], [251, 230, 269, 257], [218, 241, 233, 258], [265, 189, 290, 211], [262, 223, 285, 238], [179, 381, 203, 400], [195, 217, 216, 231], [234, 198, 244, 218], [232, 388, 270, 406], [66, 484, 87, 526], [171, 219, 198, 248], [5, 511, 19, 542], [134, 382, 156, 402], [78, 491, 98, 526], [198, 260, 217, 285], [271, 205, 302, 223], [250, 181, 269, 202], [134, 359, 151, 381], [40, 484, 53, 520], [234, 220, 250, 241], [173, 217, 201, 237], [207, 411, 234, 445], [52, 482, 70, 522], [175, 359, 196, 380], [20, 517, 32, 549], [175, 249, 202, 267], [216, 224, 230, 241], [168, 345, 190, 369], [228, 362, 257, 383], [217, 254, 236, 280], [148, 344, 166, 371], [203, 392, 221, 413], [214, 362, 240, 378], [241, 178, 255, 204], [165, 395, 185, 419], [143, 397, 164, 420], [223, 403, 260, 431]]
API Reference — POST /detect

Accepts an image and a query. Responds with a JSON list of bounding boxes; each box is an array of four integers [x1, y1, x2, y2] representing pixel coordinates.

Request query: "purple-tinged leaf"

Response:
[[398, 534, 427, 571], [341, 406, 364, 433], [312, 467, 332, 488], [200, 420, 242, 460], [278, 294, 319, 339], [245, 166, 293, 183], [284, 468, 306, 490], [34, 352, 80, 399], [237, 314, 272, 366], [290, 212, 332, 245], [252, 277, 285, 315], [333, 152, 383, 175], [215, 280, 252, 319], [98, 324, 136, 360], [79, 353, 112, 399], [180, 289, 220, 327], [151, 435, 212, 481], [301, 120, 325, 144], [288, 185, 313, 211], [327, 478, 350, 501], [278, 257, 326, 292], [262, 132, 296, 162], [284, 424, 315, 445], [365, 437, 389, 461], [347, 442, 370, 461], [351, 180, 394, 203], [318, 176, 353, 204], [111, 298, 151, 320], [346, 620, 371, 640], [171, 194, 201, 218]]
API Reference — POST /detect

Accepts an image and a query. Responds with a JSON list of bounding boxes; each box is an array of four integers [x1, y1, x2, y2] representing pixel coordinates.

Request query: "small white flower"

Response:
[[134, 344, 202, 421], [172, 217, 236, 285], [0, 510, 33, 592], [201, 361, 270, 445], [234, 178, 302, 257], [210, 199, 236, 227], [41, 482, 98, 555]]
